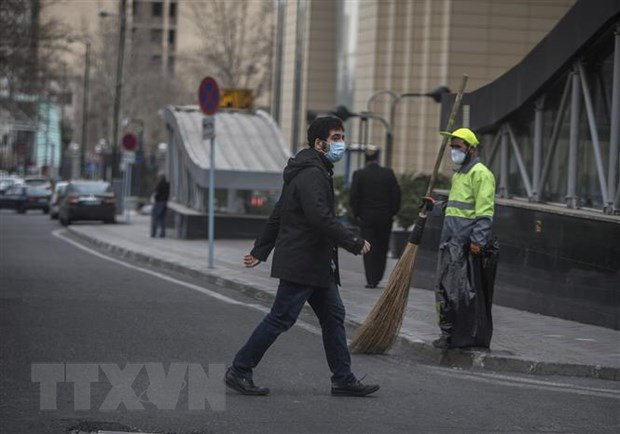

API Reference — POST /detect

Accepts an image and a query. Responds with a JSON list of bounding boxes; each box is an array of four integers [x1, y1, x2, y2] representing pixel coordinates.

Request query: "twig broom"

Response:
[[350, 74, 469, 354]]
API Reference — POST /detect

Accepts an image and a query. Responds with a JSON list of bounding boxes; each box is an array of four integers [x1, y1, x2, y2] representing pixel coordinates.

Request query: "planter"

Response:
[[389, 229, 410, 259]]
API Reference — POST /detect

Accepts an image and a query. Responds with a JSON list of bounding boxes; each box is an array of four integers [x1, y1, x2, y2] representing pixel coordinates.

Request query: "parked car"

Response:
[[24, 177, 52, 192], [59, 180, 116, 225], [0, 185, 51, 214], [0, 176, 24, 194], [50, 181, 69, 220]]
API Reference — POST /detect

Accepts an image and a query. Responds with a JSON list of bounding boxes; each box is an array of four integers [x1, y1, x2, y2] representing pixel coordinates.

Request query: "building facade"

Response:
[[275, 0, 575, 174]]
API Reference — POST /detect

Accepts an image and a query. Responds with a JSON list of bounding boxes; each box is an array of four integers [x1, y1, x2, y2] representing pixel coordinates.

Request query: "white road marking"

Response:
[[427, 366, 620, 399], [52, 229, 321, 336]]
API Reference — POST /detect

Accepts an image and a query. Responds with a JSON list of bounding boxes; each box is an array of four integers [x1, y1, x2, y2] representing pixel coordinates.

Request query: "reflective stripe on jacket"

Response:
[[440, 158, 496, 246]]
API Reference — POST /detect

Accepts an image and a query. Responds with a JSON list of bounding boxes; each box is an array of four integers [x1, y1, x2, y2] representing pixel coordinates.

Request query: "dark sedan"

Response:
[[58, 181, 116, 225], [0, 185, 51, 214]]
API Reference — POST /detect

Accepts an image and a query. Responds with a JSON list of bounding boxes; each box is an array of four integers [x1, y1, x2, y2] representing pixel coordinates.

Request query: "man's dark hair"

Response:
[[365, 149, 379, 163], [307, 116, 344, 147]]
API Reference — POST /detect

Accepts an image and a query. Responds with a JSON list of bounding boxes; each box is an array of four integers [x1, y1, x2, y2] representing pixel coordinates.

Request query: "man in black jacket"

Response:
[[225, 116, 380, 397], [350, 150, 401, 288]]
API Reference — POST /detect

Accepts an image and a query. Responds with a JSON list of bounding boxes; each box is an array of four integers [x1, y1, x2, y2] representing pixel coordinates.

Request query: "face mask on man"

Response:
[[451, 148, 467, 164], [323, 140, 346, 163]]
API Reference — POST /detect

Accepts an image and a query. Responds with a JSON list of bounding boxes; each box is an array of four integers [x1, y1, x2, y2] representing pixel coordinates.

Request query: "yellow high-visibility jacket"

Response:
[[440, 157, 496, 247]]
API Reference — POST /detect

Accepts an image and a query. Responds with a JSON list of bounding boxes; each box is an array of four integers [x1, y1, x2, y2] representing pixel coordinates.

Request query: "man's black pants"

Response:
[[360, 214, 393, 286], [231, 278, 356, 386]]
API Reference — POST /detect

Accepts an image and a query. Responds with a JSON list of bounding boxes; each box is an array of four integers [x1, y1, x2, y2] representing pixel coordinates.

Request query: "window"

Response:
[[168, 29, 175, 45], [152, 1, 162, 17], [169, 2, 177, 18], [150, 29, 162, 43], [168, 56, 175, 74], [132, 0, 140, 17], [57, 92, 72, 105]]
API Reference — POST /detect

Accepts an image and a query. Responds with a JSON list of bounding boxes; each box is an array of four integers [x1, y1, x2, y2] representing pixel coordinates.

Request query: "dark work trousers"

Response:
[[150, 202, 167, 238], [232, 277, 356, 386], [360, 214, 393, 286]]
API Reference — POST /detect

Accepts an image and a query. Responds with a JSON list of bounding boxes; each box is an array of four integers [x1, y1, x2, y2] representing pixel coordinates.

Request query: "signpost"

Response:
[[198, 76, 220, 269], [121, 133, 137, 223]]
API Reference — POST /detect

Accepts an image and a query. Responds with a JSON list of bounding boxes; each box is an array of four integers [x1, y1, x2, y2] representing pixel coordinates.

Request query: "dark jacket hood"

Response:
[[283, 148, 333, 184]]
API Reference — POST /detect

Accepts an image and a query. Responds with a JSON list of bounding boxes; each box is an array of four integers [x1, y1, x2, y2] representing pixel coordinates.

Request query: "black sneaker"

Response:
[[432, 336, 453, 349], [331, 379, 380, 397], [225, 367, 270, 396]]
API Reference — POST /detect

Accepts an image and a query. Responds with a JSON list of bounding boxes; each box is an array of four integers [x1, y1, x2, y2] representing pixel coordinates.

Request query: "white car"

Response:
[[0, 176, 24, 194], [50, 181, 69, 220], [24, 177, 52, 192]]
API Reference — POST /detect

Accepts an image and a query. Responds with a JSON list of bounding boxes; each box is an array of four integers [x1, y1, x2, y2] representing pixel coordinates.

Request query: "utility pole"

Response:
[[80, 41, 91, 178], [291, 0, 307, 152], [270, 0, 286, 125], [111, 0, 127, 180]]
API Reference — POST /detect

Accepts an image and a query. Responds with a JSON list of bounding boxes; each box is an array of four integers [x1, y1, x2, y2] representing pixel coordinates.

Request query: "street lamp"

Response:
[[331, 104, 394, 164], [99, 0, 127, 180], [365, 85, 451, 168], [67, 38, 91, 178]]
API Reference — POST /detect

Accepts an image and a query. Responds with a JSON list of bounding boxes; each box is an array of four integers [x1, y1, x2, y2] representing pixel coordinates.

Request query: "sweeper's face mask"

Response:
[[451, 148, 467, 164], [450, 139, 470, 165]]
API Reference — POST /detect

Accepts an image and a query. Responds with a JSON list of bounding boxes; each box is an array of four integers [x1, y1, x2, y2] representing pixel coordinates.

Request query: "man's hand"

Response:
[[469, 243, 481, 255], [243, 254, 261, 268], [420, 196, 435, 212], [361, 240, 371, 255]]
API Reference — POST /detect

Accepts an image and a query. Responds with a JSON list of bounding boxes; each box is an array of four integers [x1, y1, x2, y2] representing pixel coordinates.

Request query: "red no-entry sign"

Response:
[[122, 133, 138, 151], [198, 76, 220, 116]]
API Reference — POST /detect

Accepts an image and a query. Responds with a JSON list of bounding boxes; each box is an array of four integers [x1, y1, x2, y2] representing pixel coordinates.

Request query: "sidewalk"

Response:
[[64, 215, 619, 381]]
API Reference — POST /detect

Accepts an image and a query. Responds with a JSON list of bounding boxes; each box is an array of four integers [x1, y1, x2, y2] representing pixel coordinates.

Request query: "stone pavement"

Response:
[[63, 214, 619, 380]]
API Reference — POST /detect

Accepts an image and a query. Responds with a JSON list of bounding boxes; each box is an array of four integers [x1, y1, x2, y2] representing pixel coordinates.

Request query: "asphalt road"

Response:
[[1, 211, 619, 434]]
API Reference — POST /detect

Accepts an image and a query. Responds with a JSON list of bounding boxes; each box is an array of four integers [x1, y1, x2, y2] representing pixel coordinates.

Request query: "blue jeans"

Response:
[[150, 202, 167, 237], [232, 278, 356, 386]]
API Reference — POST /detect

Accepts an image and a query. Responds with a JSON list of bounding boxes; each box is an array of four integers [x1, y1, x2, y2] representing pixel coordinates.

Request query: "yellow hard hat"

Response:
[[440, 127, 479, 147]]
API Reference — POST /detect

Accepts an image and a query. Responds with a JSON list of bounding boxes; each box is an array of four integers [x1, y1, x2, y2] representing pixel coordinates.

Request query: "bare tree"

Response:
[[86, 19, 187, 154], [0, 0, 71, 102], [182, 0, 275, 100]]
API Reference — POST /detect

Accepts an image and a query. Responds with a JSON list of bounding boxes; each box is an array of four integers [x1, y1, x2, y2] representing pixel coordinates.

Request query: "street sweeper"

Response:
[[430, 127, 498, 350]]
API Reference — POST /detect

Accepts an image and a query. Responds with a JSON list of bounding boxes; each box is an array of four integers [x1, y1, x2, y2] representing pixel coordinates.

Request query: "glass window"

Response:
[[169, 2, 177, 18], [150, 29, 162, 43], [71, 182, 111, 195], [152, 2, 163, 17], [168, 29, 175, 45]]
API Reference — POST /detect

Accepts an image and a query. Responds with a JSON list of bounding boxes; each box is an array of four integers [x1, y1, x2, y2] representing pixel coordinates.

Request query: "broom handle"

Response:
[[424, 74, 469, 198]]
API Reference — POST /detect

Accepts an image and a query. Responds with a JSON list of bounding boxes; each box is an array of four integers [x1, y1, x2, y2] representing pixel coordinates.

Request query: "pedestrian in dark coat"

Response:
[[349, 150, 401, 288], [225, 116, 380, 397], [150, 172, 169, 238]]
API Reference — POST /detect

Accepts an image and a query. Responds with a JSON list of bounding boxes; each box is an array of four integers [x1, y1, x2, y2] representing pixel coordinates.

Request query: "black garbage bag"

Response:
[[435, 239, 500, 348]]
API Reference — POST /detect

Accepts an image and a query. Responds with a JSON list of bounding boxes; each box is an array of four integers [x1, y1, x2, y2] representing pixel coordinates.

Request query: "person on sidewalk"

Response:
[[349, 150, 401, 288], [226, 116, 380, 397], [429, 128, 496, 350], [150, 172, 169, 238]]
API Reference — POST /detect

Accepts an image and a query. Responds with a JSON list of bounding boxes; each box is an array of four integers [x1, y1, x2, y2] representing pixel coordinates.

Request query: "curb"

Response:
[[64, 227, 619, 382]]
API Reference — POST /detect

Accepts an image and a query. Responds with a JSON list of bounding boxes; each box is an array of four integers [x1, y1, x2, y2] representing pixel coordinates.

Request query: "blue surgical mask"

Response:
[[451, 148, 467, 164], [324, 140, 346, 163]]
